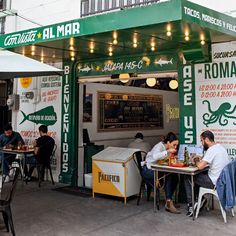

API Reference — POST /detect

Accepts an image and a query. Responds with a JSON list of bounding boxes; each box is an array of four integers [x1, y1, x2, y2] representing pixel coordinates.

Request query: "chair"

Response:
[[0, 167, 20, 236], [195, 187, 234, 223], [133, 151, 159, 206], [37, 144, 57, 187], [195, 160, 236, 223]]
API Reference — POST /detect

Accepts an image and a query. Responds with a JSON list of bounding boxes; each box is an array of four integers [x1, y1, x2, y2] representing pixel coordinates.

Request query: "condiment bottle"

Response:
[[184, 147, 189, 166]]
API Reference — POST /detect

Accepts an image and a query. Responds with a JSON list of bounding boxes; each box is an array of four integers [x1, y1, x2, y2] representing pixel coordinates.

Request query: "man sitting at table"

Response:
[[0, 124, 24, 182], [24, 125, 55, 181], [128, 132, 151, 154], [184, 130, 230, 217]]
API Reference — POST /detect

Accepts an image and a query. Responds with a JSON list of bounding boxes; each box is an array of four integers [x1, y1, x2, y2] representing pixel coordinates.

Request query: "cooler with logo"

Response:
[[92, 146, 141, 204]]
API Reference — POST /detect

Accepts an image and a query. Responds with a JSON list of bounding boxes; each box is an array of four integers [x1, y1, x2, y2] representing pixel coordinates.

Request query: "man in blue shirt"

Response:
[[0, 124, 24, 178]]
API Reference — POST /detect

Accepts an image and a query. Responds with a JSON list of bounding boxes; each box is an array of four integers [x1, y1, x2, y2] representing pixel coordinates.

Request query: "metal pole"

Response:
[[191, 175, 195, 220], [154, 169, 156, 212]]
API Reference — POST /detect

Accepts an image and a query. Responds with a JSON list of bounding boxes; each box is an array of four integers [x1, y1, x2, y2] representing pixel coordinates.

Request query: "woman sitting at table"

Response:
[[142, 132, 180, 214]]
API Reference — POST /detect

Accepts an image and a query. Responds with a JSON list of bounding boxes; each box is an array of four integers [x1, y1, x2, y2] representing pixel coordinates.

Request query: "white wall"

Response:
[[5, 0, 81, 33], [190, 0, 236, 17], [12, 72, 62, 181], [81, 83, 179, 149]]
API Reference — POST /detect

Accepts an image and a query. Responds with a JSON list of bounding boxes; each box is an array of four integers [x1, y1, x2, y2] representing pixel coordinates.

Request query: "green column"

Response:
[[178, 64, 196, 144], [59, 60, 79, 186]]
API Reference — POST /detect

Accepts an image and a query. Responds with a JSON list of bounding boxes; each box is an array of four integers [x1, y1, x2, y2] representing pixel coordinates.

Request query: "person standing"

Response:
[[0, 124, 24, 180], [142, 132, 180, 214], [128, 132, 151, 154], [184, 130, 230, 217]]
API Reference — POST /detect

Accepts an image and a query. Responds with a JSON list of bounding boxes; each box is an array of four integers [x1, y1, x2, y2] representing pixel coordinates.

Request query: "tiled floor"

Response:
[[0, 181, 236, 236]]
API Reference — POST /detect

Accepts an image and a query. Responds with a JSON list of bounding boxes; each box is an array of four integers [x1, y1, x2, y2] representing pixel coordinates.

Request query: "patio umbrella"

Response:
[[0, 49, 63, 79]]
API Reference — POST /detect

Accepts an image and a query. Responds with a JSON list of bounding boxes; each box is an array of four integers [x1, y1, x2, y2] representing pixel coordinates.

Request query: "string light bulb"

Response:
[[90, 42, 95, 53], [113, 31, 118, 45], [133, 35, 138, 48], [166, 24, 172, 37], [184, 31, 190, 41], [151, 41, 155, 51], [108, 46, 113, 56], [200, 34, 205, 45], [31, 45, 35, 55], [69, 37, 74, 46], [69, 45, 74, 51]]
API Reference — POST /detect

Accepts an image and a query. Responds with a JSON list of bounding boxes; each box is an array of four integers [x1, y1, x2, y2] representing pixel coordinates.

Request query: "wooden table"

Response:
[[151, 163, 208, 220]]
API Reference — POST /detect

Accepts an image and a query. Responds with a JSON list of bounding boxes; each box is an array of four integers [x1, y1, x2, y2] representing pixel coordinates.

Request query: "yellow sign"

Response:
[[20, 77, 32, 88]]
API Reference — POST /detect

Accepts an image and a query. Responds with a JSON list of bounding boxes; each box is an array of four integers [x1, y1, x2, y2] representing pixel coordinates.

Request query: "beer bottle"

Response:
[[184, 147, 189, 166]]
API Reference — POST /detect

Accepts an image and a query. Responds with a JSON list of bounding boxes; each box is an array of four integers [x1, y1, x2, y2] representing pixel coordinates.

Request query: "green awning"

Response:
[[0, 0, 235, 63]]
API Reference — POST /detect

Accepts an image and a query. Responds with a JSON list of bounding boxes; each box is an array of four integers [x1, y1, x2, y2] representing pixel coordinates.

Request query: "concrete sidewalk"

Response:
[[0, 182, 236, 236]]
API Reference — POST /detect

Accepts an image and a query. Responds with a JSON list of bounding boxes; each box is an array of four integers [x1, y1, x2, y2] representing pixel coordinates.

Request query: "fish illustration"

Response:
[[156, 58, 173, 66], [20, 106, 57, 126], [78, 65, 93, 73]]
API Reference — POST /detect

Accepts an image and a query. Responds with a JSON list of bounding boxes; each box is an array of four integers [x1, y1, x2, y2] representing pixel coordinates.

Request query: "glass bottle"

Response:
[[184, 147, 189, 166]]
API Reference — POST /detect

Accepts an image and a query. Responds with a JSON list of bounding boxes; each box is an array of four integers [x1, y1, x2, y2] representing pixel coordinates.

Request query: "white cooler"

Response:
[[92, 146, 141, 204]]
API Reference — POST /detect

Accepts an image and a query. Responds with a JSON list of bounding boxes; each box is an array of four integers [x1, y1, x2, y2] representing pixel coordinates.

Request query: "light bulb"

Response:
[[146, 78, 156, 87], [185, 36, 190, 41], [201, 40, 205, 45], [113, 39, 118, 45], [167, 31, 172, 37], [109, 52, 113, 56]]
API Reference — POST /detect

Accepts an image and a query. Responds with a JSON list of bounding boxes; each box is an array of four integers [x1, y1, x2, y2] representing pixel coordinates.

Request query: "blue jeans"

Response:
[[142, 165, 179, 200], [2, 154, 16, 175]]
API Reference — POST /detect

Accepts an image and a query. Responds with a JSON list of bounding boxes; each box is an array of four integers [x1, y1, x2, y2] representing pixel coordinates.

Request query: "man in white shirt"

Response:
[[184, 130, 230, 217], [128, 132, 151, 154]]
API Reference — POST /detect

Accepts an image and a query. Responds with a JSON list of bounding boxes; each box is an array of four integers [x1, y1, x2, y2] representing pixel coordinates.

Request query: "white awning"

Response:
[[0, 49, 63, 79]]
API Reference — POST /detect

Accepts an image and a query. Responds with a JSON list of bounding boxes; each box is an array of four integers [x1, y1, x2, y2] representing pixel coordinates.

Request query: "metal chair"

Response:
[[133, 151, 159, 206], [195, 187, 234, 223], [195, 160, 236, 223], [37, 144, 57, 187], [0, 167, 20, 236]]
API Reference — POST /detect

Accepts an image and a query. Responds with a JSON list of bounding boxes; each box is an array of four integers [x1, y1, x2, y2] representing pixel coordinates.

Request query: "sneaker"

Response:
[[186, 201, 202, 217], [4, 175, 10, 183], [186, 204, 193, 217], [9, 168, 15, 177]]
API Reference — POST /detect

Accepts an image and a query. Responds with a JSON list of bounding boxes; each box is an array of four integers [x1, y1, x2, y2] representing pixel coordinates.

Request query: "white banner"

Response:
[[195, 41, 236, 158]]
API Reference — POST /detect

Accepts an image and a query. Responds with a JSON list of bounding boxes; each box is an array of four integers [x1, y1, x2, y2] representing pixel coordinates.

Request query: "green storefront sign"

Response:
[[60, 61, 78, 185], [77, 54, 178, 76], [0, 0, 235, 49], [182, 0, 236, 37], [178, 64, 196, 144]]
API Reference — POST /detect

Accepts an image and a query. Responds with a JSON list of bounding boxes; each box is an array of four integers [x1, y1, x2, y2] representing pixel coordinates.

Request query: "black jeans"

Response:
[[184, 171, 214, 204]]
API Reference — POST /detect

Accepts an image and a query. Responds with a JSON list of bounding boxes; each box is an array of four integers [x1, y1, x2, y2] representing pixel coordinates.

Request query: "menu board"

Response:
[[98, 92, 163, 131]]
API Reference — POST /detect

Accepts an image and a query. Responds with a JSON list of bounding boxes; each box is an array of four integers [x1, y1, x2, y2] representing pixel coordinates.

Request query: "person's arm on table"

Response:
[[194, 156, 208, 170]]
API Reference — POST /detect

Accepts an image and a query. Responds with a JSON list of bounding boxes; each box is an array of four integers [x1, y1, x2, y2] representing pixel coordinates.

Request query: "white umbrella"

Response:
[[0, 49, 63, 79]]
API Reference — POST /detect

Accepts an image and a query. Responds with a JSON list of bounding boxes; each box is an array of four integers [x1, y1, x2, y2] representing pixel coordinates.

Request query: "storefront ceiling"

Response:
[[0, 0, 235, 64]]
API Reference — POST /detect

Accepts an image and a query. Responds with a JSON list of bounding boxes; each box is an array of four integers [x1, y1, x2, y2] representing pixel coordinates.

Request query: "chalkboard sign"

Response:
[[98, 92, 163, 131]]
